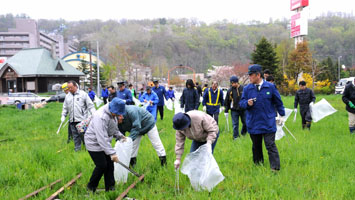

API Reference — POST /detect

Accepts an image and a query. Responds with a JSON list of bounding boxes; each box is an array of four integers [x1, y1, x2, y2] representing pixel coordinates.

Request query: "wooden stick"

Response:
[[46, 173, 82, 200], [19, 179, 62, 200], [116, 174, 145, 200]]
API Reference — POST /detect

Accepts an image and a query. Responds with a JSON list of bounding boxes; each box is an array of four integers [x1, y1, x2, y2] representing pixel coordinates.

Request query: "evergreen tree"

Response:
[[251, 37, 279, 76]]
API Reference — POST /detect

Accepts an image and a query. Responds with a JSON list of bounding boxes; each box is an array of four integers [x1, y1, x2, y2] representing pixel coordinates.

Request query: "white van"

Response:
[[335, 77, 355, 94], [7, 93, 49, 104]]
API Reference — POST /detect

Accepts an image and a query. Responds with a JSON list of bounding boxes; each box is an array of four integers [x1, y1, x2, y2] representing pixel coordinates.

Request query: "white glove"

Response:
[[61, 115, 66, 123], [122, 99, 126, 103], [206, 143, 212, 154], [294, 108, 297, 113], [203, 106, 206, 112], [224, 112, 229, 119], [309, 102, 314, 107], [174, 160, 181, 169], [277, 116, 285, 126], [111, 154, 119, 163]]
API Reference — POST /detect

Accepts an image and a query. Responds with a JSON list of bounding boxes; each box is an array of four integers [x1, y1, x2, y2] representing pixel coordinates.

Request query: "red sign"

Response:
[[290, 0, 309, 11], [290, 9, 308, 38]]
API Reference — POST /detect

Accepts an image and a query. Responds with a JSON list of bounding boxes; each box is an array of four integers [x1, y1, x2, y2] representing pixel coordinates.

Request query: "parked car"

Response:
[[335, 77, 355, 94], [7, 93, 49, 104], [46, 92, 67, 103]]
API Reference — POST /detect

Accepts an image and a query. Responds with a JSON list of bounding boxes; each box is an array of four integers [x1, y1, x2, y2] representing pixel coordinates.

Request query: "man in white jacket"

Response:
[[61, 80, 96, 151], [84, 98, 125, 192]]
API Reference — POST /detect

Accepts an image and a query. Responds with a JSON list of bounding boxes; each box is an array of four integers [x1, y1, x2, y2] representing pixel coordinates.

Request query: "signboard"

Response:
[[27, 81, 35, 90], [290, 0, 309, 11], [290, 8, 308, 38]]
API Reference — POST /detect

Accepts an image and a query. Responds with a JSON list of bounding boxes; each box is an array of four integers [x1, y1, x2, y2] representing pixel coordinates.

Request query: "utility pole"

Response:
[[338, 56, 342, 81], [89, 44, 93, 89], [96, 41, 100, 95]]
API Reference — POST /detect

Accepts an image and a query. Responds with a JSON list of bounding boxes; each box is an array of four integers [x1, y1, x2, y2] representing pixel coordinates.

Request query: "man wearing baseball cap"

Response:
[[116, 81, 133, 105], [172, 111, 219, 169], [240, 64, 285, 171]]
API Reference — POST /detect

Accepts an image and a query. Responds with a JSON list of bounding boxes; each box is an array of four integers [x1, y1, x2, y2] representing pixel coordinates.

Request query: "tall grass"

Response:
[[0, 96, 354, 199]]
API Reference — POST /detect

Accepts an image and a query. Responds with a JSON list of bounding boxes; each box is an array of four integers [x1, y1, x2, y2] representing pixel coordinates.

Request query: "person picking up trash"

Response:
[[172, 111, 219, 169], [84, 98, 126, 193], [342, 78, 355, 135], [117, 104, 167, 167], [139, 86, 159, 121], [294, 80, 316, 130]]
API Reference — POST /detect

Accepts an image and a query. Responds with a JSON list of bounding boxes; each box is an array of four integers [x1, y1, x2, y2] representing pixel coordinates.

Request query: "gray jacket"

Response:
[[62, 89, 96, 122], [84, 104, 124, 155]]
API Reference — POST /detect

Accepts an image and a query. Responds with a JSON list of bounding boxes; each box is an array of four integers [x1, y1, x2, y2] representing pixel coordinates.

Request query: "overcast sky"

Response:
[[1, 0, 354, 24]]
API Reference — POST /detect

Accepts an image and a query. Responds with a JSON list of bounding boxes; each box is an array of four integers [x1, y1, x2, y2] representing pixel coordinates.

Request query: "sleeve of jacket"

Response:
[[219, 89, 224, 107], [294, 91, 299, 108], [127, 109, 142, 141], [85, 93, 96, 114], [94, 118, 116, 155], [175, 130, 186, 159], [194, 89, 200, 109], [239, 86, 249, 110], [126, 90, 133, 104], [310, 90, 316, 103], [272, 86, 285, 116], [203, 115, 218, 143], [224, 89, 230, 112], [61, 96, 68, 117], [342, 85, 351, 105], [163, 87, 168, 100], [152, 93, 159, 104], [180, 89, 185, 108], [139, 93, 145, 102], [202, 89, 208, 106]]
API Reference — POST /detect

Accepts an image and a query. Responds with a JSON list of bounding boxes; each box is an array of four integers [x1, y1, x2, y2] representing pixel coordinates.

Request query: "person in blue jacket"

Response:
[[166, 86, 175, 101], [101, 86, 109, 104], [139, 86, 159, 121], [239, 64, 285, 171], [202, 81, 224, 124], [180, 79, 199, 113], [88, 87, 95, 101], [152, 80, 168, 120], [116, 81, 133, 105]]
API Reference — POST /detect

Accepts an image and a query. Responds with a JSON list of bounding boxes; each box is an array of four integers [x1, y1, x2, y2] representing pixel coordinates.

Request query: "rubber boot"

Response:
[[159, 156, 167, 166], [302, 124, 306, 130], [349, 127, 355, 135], [130, 157, 137, 168], [306, 122, 311, 130]]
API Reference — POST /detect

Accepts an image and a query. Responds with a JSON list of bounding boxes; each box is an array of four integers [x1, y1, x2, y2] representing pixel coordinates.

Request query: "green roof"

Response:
[[0, 48, 84, 77]]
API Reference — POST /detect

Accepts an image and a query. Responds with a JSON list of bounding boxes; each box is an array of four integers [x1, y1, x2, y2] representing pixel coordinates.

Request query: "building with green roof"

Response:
[[0, 48, 84, 93]]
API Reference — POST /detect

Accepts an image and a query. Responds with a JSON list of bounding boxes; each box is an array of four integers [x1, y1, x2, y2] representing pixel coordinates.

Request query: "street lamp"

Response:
[[338, 56, 342, 81]]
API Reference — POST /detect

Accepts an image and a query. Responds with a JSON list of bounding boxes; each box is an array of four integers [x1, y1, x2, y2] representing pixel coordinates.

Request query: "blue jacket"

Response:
[[101, 88, 109, 98], [116, 88, 133, 105], [152, 85, 167, 106], [88, 91, 95, 100], [239, 80, 285, 134], [166, 90, 175, 99], [180, 88, 199, 112], [117, 105, 156, 141], [202, 88, 224, 114], [139, 91, 159, 121]]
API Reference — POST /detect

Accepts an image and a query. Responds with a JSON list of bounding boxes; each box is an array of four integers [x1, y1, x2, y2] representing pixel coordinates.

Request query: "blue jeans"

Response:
[[190, 131, 220, 153], [231, 110, 247, 139]]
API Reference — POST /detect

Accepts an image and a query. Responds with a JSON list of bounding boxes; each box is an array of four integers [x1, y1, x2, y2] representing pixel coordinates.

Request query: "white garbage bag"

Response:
[[142, 102, 150, 110], [165, 99, 173, 111], [174, 100, 184, 114], [181, 144, 224, 192], [132, 97, 142, 106], [94, 96, 103, 107], [114, 137, 133, 183], [276, 108, 293, 140], [310, 98, 337, 122]]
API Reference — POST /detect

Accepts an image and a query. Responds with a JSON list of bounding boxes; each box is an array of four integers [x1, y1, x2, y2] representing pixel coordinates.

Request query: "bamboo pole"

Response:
[[46, 173, 82, 200], [18, 178, 62, 200]]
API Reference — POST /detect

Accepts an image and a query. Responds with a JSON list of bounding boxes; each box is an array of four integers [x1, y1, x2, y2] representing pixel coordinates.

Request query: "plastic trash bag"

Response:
[[276, 108, 293, 140], [142, 102, 150, 110], [132, 97, 142, 106], [310, 98, 337, 122], [181, 144, 224, 192], [114, 137, 133, 183], [94, 96, 103, 107], [174, 100, 184, 114], [165, 99, 173, 111]]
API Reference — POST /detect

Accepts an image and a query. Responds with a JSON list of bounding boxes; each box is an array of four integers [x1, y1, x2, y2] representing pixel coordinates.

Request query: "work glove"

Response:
[[206, 142, 212, 154], [61, 115, 66, 123], [309, 102, 314, 107], [224, 112, 229, 119], [349, 102, 355, 109], [203, 106, 206, 112], [111, 154, 119, 163], [294, 108, 297, 113], [174, 159, 181, 169], [277, 116, 285, 126], [120, 136, 127, 142], [122, 100, 126, 103]]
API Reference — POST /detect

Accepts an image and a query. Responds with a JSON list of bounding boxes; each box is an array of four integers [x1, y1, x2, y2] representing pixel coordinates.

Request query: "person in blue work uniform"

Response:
[[202, 81, 224, 124], [88, 87, 96, 101], [139, 86, 159, 121], [180, 79, 200, 113], [152, 80, 168, 120], [166, 86, 175, 101], [101, 86, 109, 104], [116, 81, 133, 105], [240, 64, 285, 171]]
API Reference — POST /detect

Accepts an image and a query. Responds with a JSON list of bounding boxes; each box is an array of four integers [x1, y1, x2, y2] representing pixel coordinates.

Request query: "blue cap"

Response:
[[109, 98, 125, 115], [230, 76, 239, 83], [173, 113, 191, 130], [248, 64, 262, 75]]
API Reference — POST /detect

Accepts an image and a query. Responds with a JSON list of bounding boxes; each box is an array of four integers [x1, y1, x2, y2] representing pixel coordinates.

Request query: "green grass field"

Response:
[[0, 95, 354, 199]]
